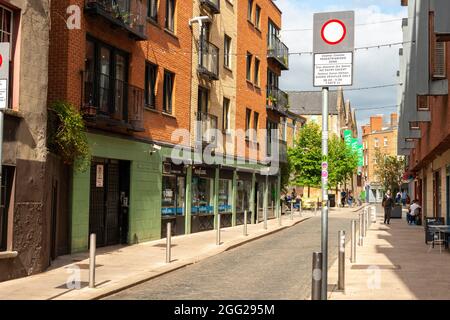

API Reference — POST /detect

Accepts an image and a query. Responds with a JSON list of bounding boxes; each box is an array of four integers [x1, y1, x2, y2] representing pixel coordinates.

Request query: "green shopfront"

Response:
[[69, 133, 282, 253]]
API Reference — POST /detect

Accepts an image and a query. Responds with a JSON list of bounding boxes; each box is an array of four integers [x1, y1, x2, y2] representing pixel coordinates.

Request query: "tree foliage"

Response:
[[373, 149, 405, 193], [288, 122, 322, 188], [328, 134, 359, 188], [288, 123, 359, 190]]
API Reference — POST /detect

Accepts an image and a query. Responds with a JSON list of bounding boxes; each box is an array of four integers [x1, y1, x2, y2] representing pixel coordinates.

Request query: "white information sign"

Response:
[[0, 79, 7, 110], [314, 52, 353, 87], [96, 165, 104, 188]]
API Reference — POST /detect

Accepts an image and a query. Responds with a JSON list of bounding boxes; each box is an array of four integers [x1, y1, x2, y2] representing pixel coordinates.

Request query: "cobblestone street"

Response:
[[107, 209, 358, 300]]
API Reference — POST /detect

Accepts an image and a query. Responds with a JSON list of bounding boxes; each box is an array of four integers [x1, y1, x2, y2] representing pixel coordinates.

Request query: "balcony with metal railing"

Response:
[[198, 40, 219, 80], [266, 86, 289, 115], [267, 34, 289, 70], [200, 0, 220, 14], [85, 0, 147, 41], [82, 71, 144, 132]]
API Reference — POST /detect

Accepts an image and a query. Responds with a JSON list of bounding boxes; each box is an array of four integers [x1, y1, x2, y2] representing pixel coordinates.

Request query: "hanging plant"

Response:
[[48, 101, 91, 172]]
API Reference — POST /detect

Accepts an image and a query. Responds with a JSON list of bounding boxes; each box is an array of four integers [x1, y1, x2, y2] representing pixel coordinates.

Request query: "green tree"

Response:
[[288, 122, 322, 191], [373, 149, 405, 193], [288, 125, 359, 196], [328, 134, 358, 189]]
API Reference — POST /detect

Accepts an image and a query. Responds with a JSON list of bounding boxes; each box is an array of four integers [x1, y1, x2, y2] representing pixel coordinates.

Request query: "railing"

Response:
[[85, 0, 147, 40], [266, 86, 289, 113], [82, 71, 144, 130], [267, 34, 289, 70], [196, 113, 218, 145], [200, 0, 220, 14], [198, 39, 219, 80]]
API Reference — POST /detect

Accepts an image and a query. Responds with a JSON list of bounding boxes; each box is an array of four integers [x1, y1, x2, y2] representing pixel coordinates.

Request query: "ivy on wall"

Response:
[[47, 101, 91, 172]]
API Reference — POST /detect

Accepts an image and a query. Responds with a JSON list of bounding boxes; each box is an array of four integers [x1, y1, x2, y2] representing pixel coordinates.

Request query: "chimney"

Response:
[[390, 113, 398, 127], [370, 116, 383, 132]]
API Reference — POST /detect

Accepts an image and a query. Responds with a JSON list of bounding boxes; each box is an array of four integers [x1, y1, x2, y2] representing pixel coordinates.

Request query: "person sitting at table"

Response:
[[408, 200, 421, 225]]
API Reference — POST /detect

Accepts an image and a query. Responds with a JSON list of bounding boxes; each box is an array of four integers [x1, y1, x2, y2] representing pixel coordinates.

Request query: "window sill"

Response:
[[224, 65, 233, 73], [0, 251, 18, 260], [147, 17, 160, 28], [246, 79, 254, 86], [162, 112, 176, 119], [247, 19, 254, 26], [164, 28, 178, 40], [145, 106, 159, 113]]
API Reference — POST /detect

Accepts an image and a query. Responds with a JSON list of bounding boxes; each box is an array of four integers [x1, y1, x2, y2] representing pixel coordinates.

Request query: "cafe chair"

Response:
[[428, 231, 446, 254]]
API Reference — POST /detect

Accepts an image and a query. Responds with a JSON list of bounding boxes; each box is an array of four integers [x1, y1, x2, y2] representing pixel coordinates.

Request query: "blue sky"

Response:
[[276, 0, 407, 138]]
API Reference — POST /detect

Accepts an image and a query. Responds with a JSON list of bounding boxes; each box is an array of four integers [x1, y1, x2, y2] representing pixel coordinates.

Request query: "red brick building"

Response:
[[236, 0, 289, 220]]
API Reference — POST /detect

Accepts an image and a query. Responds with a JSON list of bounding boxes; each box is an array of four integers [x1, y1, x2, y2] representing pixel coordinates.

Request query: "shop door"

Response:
[[89, 159, 129, 247], [433, 170, 441, 218], [447, 176, 450, 224]]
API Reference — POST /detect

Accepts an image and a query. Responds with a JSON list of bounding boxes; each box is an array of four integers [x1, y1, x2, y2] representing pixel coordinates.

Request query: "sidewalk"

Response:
[[0, 210, 318, 300], [329, 207, 450, 300]]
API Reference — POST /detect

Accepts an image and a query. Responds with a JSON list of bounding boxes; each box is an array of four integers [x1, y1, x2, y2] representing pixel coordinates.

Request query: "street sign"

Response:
[[351, 138, 358, 153], [313, 11, 355, 53], [357, 144, 364, 167], [314, 52, 353, 86], [344, 129, 353, 147], [313, 11, 355, 87]]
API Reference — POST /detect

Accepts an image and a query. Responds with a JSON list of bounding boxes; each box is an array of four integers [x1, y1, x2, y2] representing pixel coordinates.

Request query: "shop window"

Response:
[[161, 175, 185, 216], [192, 177, 214, 214], [218, 179, 232, 213], [237, 180, 251, 212]]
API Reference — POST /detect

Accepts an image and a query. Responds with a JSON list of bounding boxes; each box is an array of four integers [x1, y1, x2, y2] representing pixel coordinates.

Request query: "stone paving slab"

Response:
[[329, 206, 450, 300]]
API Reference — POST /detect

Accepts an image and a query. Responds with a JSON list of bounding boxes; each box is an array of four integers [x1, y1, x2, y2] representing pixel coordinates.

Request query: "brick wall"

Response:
[[48, 0, 193, 146], [236, 0, 283, 162]]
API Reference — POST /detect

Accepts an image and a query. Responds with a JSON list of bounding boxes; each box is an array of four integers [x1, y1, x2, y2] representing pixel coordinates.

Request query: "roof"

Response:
[[287, 91, 339, 116]]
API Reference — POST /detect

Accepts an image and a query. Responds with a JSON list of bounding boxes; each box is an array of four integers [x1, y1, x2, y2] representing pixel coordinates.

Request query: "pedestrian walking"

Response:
[[401, 190, 408, 206], [395, 191, 402, 204], [340, 189, 347, 207], [347, 192, 354, 207], [382, 190, 394, 224]]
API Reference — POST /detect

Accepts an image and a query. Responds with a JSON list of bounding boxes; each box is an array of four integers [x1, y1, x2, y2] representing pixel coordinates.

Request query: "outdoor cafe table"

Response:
[[428, 225, 450, 249]]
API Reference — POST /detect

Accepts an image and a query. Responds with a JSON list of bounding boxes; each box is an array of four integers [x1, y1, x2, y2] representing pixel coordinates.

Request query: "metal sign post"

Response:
[[313, 11, 354, 301]]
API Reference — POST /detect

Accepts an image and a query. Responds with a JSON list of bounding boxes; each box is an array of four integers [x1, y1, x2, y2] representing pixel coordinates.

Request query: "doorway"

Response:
[[446, 175, 450, 224], [89, 158, 130, 248], [433, 170, 441, 218]]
